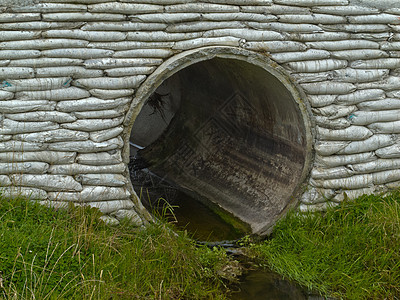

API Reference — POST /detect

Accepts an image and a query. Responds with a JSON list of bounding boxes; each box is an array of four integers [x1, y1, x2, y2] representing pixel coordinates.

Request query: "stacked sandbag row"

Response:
[[0, 0, 399, 216]]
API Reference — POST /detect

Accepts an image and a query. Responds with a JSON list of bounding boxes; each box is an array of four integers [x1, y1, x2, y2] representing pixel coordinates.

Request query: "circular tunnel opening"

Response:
[[129, 54, 311, 238]]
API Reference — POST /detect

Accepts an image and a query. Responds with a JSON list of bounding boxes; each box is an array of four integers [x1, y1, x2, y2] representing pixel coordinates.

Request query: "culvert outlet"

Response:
[[128, 48, 313, 236]]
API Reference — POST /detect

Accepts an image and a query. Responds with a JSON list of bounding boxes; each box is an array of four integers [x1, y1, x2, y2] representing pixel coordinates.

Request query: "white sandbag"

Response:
[[77, 151, 122, 166], [301, 82, 356, 95], [242, 4, 309, 14], [0, 13, 40, 22], [376, 144, 400, 158], [131, 12, 201, 23], [278, 13, 345, 24], [201, 12, 276, 22], [357, 99, 400, 111], [273, 0, 348, 6], [47, 137, 123, 153], [299, 202, 339, 212], [56, 97, 130, 112], [0, 175, 11, 186], [0, 22, 86, 31], [317, 152, 376, 168], [202, 0, 272, 4], [349, 111, 400, 125], [165, 3, 239, 13], [335, 89, 385, 105], [6, 111, 76, 123], [373, 170, 400, 185], [0, 90, 14, 100], [307, 95, 336, 108], [312, 174, 374, 190], [243, 41, 306, 52], [315, 116, 350, 129], [105, 67, 155, 77], [36, 67, 103, 79], [337, 134, 395, 155], [0, 119, 59, 135], [9, 58, 84, 68], [286, 59, 347, 73], [331, 49, 388, 61], [331, 187, 376, 203], [306, 40, 379, 50], [320, 24, 389, 33], [11, 3, 87, 13], [351, 33, 390, 41], [349, 158, 400, 174], [85, 200, 134, 214], [90, 127, 124, 143], [76, 174, 127, 187], [312, 105, 357, 119], [0, 100, 55, 113], [16, 87, 90, 101], [173, 37, 240, 50], [350, 58, 400, 69], [74, 75, 146, 90], [368, 121, 400, 134], [315, 141, 350, 156], [74, 108, 126, 119], [1, 77, 71, 92], [387, 90, 400, 98], [127, 31, 202, 42], [48, 163, 125, 175], [0, 162, 49, 174], [11, 174, 82, 192], [81, 22, 167, 32], [75, 187, 131, 202], [290, 32, 350, 42], [0, 31, 40, 41], [332, 69, 389, 83], [1, 187, 47, 200], [311, 166, 354, 180], [270, 49, 330, 64], [0, 151, 76, 164], [0, 67, 34, 79], [0, 39, 89, 50], [0, 141, 45, 152], [89, 41, 175, 51], [89, 89, 135, 99], [312, 5, 379, 15], [292, 72, 332, 83], [0, 135, 11, 142], [14, 129, 89, 143], [114, 49, 174, 58], [203, 29, 285, 41], [349, 14, 400, 24], [167, 21, 245, 32], [249, 21, 323, 32], [42, 13, 126, 22], [111, 209, 143, 226], [61, 117, 123, 132], [42, 48, 114, 59], [317, 126, 373, 141], [84, 58, 163, 69], [0, 60, 10, 67], [89, 3, 163, 14], [43, 29, 126, 42]]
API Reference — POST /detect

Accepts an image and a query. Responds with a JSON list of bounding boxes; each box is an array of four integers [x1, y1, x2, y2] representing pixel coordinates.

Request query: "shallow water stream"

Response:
[[131, 169, 314, 299]]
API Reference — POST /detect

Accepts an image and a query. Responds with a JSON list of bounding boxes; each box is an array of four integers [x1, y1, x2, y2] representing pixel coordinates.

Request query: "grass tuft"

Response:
[[0, 194, 231, 299], [252, 191, 400, 300]]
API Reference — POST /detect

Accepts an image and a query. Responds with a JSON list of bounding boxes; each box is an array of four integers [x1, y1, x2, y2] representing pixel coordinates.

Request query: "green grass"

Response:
[[252, 191, 400, 300], [0, 194, 233, 299]]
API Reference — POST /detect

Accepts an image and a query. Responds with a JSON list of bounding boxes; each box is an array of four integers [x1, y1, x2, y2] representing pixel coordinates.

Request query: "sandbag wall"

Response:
[[1, 0, 400, 224]]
